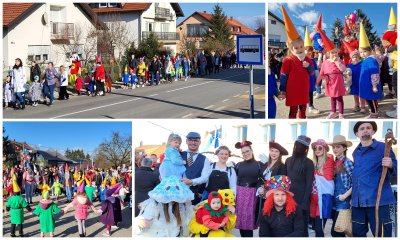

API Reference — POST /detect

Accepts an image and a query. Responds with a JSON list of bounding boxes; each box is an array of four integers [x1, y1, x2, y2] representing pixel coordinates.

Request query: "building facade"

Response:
[[268, 11, 287, 49]]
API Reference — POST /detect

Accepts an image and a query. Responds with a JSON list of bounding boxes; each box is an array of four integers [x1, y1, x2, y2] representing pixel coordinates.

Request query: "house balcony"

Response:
[[50, 22, 74, 40], [142, 31, 180, 41], [155, 7, 171, 19]]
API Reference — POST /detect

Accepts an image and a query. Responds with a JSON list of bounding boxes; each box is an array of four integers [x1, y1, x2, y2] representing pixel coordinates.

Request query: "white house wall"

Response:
[[4, 3, 98, 71], [268, 14, 287, 43]]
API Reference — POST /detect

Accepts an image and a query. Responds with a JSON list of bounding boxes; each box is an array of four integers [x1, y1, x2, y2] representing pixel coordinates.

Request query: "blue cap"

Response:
[[186, 132, 201, 139]]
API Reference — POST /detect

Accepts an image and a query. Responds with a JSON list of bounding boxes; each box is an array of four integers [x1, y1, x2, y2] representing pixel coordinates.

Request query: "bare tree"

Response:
[[255, 16, 265, 36], [177, 32, 197, 56], [93, 132, 132, 168]]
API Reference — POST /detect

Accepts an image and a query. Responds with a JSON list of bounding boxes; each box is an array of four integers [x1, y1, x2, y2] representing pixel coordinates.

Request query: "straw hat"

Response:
[[328, 135, 353, 147]]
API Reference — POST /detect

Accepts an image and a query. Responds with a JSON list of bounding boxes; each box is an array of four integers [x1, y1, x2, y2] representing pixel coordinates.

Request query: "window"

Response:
[[271, 20, 277, 25], [35, 55, 41, 61], [290, 123, 307, 142], [28, 55, 34, 62], [187, 24, 209, 37], [161, 23, 170, 32], [98, 3, 107, 8], [268, 34, 280, 42], [348, 121, 357, 140], [382, 122, 395, 139], [262, 124, 276, 143], [237, 27, 241, 32], [235, 126, 248, 142], [321, 121, 341, 140], [43, 54, 48, 61], [108, 3, 118, 7], [146, 22, 155, 32], [230, 26, 234, 31]]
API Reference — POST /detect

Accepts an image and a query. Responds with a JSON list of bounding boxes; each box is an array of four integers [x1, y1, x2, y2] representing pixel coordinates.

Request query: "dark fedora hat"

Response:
[[353, 121, 377, 134], [269, 141, 289, 155]]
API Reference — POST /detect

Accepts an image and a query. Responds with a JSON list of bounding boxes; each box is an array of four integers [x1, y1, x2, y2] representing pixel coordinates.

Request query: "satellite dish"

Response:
[[42, 12, 48, 25]]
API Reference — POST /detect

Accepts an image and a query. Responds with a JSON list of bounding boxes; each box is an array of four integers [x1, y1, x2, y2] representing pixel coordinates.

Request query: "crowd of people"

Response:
[[4, 49, 242, 110], [134, 121, 397, 237], [3, 164, 132, 237], [268, 6, 397, 119]]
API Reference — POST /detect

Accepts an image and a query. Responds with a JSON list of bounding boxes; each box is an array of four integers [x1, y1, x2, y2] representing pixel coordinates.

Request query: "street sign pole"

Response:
[[249, 65, 254, 118]]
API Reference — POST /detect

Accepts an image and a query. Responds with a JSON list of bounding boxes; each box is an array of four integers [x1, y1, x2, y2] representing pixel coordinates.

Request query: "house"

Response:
[[35, 150, 74, 167], [3, 3, 105, 74], [176, 11, 258, 52], [90, 2, 184, 55], [135, 144, 166, 158], [268, 11, 287, 49]]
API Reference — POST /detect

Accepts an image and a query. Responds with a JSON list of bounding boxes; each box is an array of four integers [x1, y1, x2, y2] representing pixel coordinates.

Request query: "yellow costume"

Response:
[[189, 189, 236, 237], [37, 183, 50, 198]]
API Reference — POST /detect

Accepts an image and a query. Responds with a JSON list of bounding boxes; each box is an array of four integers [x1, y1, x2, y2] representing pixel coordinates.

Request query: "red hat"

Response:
[[382, 31, 397, 48], [316, 14, 323, 30], [42, 176, 46, 184], [65, 163, 69, 171], [207, 191, 223, 210], [318, 29, 335, 52], [343, 20, 350, 36], [342, 40, 359, 57]]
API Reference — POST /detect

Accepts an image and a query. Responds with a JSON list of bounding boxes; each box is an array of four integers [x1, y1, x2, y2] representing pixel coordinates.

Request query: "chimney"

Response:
[[203, 11, 206, 13], [230, 16, 233, 21]]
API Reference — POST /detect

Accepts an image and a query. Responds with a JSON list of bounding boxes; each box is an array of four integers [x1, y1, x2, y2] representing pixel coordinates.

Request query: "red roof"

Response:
[[194, 11, 257, 35], [92, 3, 150, 13], [3, 3, 35, 26]]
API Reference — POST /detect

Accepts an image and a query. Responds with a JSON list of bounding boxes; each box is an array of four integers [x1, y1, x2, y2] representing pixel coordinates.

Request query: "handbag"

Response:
[[334, 209, 352, 236]]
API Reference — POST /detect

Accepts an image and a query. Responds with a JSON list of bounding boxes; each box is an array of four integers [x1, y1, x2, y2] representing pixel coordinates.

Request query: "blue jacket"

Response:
[[352, 139, 397, 207]]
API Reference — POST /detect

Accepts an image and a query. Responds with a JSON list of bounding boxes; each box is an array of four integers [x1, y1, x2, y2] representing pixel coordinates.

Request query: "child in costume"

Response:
[[268, 66, 279, 119], [304, 26, 320, 115], [33, 190, 61, 237], [38, 176, 51, 198], [130, 69, 137, 89], [99, 183, 107, 202], [62, 181, 101, 237], [105, 72, 112, 93], [194, 192, 230, 236], [279, 6, 315, 119], [6, 181, 32, 237], [51, 176, 63, 202], [189, 189, 236, 237], [159, 133, 187, 179], [4, 75, 13, 108], [29, 75, 42, 107], [343, 41, 366, 113], [135, 175, 194, 237], [119, 186, 129, 204], [122, 66, 130, 89], [316, 29, 347, 119], [358, 22, 383, 118], [85, 181, 96, 203], [75, 74, 83, 95], [100, 184, 123, 236]]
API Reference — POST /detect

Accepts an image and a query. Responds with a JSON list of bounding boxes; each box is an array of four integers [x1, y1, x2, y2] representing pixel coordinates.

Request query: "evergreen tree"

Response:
[[85, 153, 91, 161], [357, 9, 381, 47], [331, 18, 344, 48], [137, 33, 162, 63], [202, 4, 235, 52]]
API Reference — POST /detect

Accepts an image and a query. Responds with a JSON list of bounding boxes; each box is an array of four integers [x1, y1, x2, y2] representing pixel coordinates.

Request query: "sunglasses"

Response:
[[314, 146, 325, 151]]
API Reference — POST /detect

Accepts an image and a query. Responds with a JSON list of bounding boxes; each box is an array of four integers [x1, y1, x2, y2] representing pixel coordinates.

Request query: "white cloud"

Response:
[[297, 10, 319, 25], [287, 3, 314, 14], [236, 15, 265, 30], [297, 26, 305, 36], [268, 3, 282, 12]]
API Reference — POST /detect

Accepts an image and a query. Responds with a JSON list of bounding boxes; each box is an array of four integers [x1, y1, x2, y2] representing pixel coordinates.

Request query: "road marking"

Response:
[[240, 94, 265, 100], [166, 81, 214, 93], [205, 105, 214, 109], [51, 98, 141, 119], [222, 99, 230, 102], [255, 87, 260, 90], [245, 90, 250, 93], [233, 94, 241, 98], [182, 113, 193, 118], [148, 94, 158, 97]]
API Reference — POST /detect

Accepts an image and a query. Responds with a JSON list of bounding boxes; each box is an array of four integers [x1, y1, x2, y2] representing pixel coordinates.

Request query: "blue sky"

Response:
[[3, 121, 132, 155], [178, 3, 265, 30], [269, 3, 397, 37]]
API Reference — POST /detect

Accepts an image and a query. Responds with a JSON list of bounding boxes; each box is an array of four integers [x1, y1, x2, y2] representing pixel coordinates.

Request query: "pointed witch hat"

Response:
[[106, 185, 122, 197], [318, 28, 336, 52], [343, 20, 350, 36], [78, 179, 86, 193], [12, 178, 20, 193], [388, 7, 397, 26], [342, 40, 359, 57], [281, 5, 301, 42], [304, 26, 313, 47], [359, 22, 371, 49], [65, 163, 69, 171], [111, 176, 117, 185], [316, 14, 323, 30]]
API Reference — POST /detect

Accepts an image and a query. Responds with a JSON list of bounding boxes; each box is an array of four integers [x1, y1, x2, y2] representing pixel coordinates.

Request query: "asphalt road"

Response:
[[4, 67, 265, 119], [3, 194, 132, 237]]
